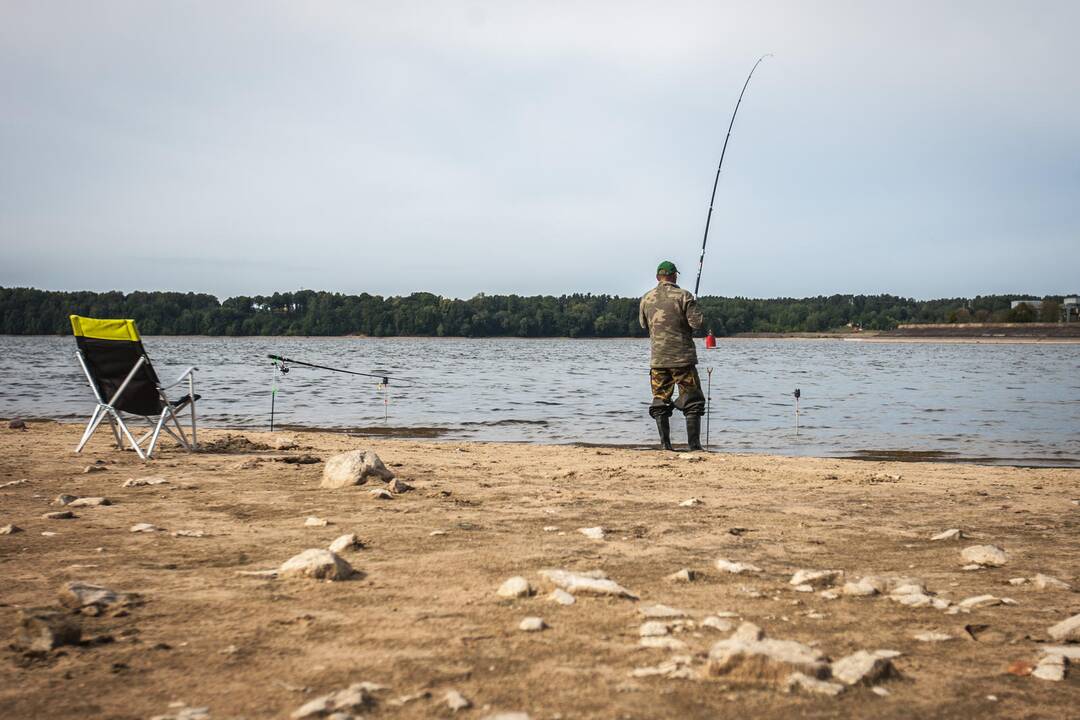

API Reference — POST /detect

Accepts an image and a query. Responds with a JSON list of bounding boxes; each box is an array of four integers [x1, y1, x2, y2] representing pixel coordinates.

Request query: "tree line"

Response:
[[0, 286, 1071, 337]]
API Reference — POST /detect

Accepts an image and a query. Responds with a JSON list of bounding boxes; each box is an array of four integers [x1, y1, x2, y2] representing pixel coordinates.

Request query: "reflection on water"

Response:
[[1, 336, 1078, 467]]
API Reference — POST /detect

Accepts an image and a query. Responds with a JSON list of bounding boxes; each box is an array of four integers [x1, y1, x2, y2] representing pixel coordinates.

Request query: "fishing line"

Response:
[[694, 54, 773, 297]]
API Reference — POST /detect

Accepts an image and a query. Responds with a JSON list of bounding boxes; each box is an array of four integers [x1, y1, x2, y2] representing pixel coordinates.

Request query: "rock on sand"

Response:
[[715, 558, 763, 574], [789, 569, 843, 589], [538, 569, 637, 599], [328, 534, 359, 553], [961, 545, 1007, 567], [706, 622, 830, 685], [1048, 613, 1080, 642], [320, 450, 394, 489], [291, 682, 382, 718], [278, 549, 354, 581], [497, 576, 534, 598]]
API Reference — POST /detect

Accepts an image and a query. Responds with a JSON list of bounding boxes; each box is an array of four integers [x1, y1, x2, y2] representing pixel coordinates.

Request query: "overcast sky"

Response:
[[2, 1, 1077, 300]]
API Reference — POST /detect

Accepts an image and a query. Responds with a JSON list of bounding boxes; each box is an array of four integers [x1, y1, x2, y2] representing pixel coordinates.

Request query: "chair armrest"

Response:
[[159, 366, 199, 390]]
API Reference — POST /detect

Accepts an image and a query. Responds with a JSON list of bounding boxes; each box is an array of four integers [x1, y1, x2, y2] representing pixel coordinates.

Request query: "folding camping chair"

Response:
[[70, 315, 200, 460]]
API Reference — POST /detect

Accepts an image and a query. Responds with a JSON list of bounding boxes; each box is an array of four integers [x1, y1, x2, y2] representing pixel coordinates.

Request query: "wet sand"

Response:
[[1, 422, 1078, 718]]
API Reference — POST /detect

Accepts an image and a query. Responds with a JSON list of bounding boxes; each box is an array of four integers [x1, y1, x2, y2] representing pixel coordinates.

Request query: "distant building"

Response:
[[1064, 297, 1079, 322]]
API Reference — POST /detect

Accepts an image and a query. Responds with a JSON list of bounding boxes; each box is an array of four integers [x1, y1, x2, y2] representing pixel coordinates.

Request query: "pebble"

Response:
[[789, 569, 844, 589], [172, 530, 207, 538], [369, 488, 393, 500], [130, 523, 159, 533], [819, 590, 840, 600], [328, 534, 359, 553], [1032, 654, 1066, 682], [678, 497, 703, 507], [793, 584, 814, 593], [639, 621, 671, 637], [957, 594, 1002, 610], [123, 476, 169, 487], [842, 576, 885, 597], [8, 418, 27, 429], [0, 524, 22, 535], [715, 558, 763, 574], [702, 616, 734, 632], [43, 510, 76, 520], [68, 497, 111, 507], [640, 636, 688, 651], [549, 589, 575, 605], [82, 464, 106, 473], [1008, 577, 1028, 585], [59, 581, 135, 615], [577, 526, 605, 540], [960, 544, 1007, 567], [387, 478, 413, 494], [278, 549, 354, 581], [785, 672, 845, 696], [304, 517, 330, 527], [445, 690, 472, 712], [913, 631, 952, 642], [667, 568, 698, 583], [542, 526, 559, 532], [639, 604, 688, 619], [831, 650, 898, 685], [429, 530, 448, 536], [931, 528, 963, 541], [150, 707, 210, 720], [519, 616, 547, 632], [54, 494, 78, 505], [497, 576, 534, 598], [1033, 573, 1070, 590], [539, 569, 637, 599], [871, 686, 891, 697], [0, 478, 30, 488], [1047, 612, 1080, 642], [631, 656, 695, 679]]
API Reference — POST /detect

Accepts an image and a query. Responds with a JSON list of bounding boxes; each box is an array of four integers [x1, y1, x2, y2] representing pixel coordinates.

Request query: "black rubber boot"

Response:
[[655, 415, 673, 451], [686, 414, 703, 451]]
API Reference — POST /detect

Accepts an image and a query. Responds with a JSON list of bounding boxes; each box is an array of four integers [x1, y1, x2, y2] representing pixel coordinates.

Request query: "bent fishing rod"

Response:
[[693, 54, 773, 297], [267, 354, 415, 385]]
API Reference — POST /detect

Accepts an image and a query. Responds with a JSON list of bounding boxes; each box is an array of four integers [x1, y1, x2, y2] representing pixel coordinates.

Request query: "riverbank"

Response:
[[2, 423, 1078, 718]]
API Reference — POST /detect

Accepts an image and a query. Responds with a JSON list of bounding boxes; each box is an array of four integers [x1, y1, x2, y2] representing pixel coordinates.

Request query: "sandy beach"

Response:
[[1, 422, 1078, 719]]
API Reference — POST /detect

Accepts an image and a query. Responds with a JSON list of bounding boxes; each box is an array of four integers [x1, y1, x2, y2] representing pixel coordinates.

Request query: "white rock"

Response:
[[268, 434, 298, 450], [278, 549, 354, 581], [497, 576, 534, 598], [445, 690, 472, 712], [785, 672, 845, 696], [707, 623, 829, 684], [640, 636, 688, 651], [961, 544, 1007, 567], [1032, 654, 1066, 682], [369, 488, 393, 500], [1041, 646, 1080, 660], [819, 590, 840, 600], [577, 526, 605, 540], [58, 581, 130, 612], [715, 558, 762, 574], [631, 655, 695, 679], [518, 616, 546, 632], [122, 476, 169, 487], [831, 650, 897, 685], [1008, 577, 1028, 585], [1048, 613, 1080, 642], [961, 564, 983, 571], [678, 497, 703, 507], [871, 686, 891, 697], [667, 568, 697, 583], [789, 569, 843, 589], [0, 524, 22, 535], [328, 534, 359, 553], [639, 604, 688, 619], [291, 682, 380, 718], [913, 631, 952, 642], [305, 516, 329, 527], [320, 450, 394, 489], [387, 478, 413, 494], [67, 497, 111, 507], [429, 530, 448, 536], [931, 528, 964, 541], [538, 569, 637, 599], [1033, 573, 1070, 590], [958, 594, 1002, 610], [639, 621, 670, 637], [842, 576, 886, 597], [702, 616, 734, 632], [172, 530, 206, 538], [542, 526, 559, 532], [549, 588, 575, 605], [792, 584, 814, 593], [130, 523, 159, 533]]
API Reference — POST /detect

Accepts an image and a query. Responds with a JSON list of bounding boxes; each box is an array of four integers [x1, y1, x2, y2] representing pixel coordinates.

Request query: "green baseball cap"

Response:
[[657, 260, 678, 275]]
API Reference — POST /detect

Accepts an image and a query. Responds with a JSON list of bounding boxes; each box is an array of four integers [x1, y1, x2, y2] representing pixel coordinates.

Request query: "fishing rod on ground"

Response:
[[693, 54, 773, 297], [266, 354, 416, 431]]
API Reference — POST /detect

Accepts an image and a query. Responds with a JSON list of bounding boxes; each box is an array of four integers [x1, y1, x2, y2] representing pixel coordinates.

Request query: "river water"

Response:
[[1, 336, 1077, 466]]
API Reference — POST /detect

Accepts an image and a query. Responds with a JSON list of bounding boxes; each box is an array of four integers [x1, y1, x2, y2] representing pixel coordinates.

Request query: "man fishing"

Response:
[[639, 260, 706, 451]]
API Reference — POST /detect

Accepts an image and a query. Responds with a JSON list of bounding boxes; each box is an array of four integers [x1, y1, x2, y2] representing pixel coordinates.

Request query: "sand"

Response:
[[1, 421, 1078, 718]]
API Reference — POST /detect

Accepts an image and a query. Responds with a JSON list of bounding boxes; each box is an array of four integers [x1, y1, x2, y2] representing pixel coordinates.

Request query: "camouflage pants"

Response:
[[649, 366, 706, 418]]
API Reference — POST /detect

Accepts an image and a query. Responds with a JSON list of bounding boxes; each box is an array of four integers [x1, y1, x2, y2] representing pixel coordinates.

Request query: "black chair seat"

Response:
[[170, 393, 201, 407]]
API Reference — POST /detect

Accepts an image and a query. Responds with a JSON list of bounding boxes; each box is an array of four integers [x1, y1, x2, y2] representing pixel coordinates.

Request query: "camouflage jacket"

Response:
[[639, 281, 704, 368]]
